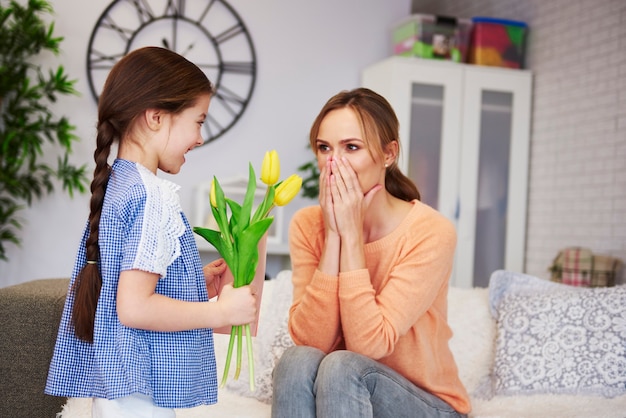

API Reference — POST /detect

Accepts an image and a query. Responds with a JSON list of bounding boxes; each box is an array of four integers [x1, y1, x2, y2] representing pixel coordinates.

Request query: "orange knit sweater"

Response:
[[287, 200, 471, 414]]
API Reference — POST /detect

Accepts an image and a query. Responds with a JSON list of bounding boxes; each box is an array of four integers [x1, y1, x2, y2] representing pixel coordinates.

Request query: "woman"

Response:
[[272, 88, 470, 417]]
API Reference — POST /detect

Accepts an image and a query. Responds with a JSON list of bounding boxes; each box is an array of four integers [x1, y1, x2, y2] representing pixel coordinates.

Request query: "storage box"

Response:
[[469, 17, 528, 68], [392, 14, 472, 62]]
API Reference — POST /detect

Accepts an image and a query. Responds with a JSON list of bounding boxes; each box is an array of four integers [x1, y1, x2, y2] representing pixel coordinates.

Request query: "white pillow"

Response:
[[447, 286, 495, 393], [479, 270, 626, 399]]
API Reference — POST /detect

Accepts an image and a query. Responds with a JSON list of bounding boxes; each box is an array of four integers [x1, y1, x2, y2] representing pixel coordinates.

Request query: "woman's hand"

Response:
[[204, 258, 228, 298], [329, 157, 378, 236], [319, 157, 338, 236]]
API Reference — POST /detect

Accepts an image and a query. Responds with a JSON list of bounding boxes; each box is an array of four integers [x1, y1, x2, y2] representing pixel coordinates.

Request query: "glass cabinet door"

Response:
[[457, 69, 532, 288]]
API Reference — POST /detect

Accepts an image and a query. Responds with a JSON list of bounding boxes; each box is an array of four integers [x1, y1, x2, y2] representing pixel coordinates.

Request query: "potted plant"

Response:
[[297, 144, 319, 199], [0, 0, 88, 260]]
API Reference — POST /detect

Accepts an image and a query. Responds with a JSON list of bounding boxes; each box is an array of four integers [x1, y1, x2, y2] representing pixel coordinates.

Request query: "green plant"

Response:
[[297, 143, 319, 199], [297, 159, 319, 199], [0, 0, 88, 260]]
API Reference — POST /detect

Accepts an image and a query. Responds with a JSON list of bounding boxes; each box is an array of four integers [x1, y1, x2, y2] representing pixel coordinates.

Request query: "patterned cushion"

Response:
[[484, 270, 626, 398]]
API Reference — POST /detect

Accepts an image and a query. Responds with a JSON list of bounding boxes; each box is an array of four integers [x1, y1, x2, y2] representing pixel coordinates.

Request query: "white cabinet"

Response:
[[362, 56, 532, 288]]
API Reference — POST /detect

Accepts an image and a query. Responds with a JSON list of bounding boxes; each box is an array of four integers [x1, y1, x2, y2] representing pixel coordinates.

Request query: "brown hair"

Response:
[[309, 87, 420, 202], [72, 46, 214, 342]]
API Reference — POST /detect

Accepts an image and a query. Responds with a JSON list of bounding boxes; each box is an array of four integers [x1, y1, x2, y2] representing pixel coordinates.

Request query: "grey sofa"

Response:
[[0, 278, 69, 418]]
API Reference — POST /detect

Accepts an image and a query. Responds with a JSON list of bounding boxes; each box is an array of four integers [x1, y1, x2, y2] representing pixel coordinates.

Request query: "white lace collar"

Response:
[[133, 163, 186, 278]]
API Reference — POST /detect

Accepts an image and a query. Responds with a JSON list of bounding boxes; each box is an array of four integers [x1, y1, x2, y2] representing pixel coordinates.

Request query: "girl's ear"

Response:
[[144, 108, 163, 131]]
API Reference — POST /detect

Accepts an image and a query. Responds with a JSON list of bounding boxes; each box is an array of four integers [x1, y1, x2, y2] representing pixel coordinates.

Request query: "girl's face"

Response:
[[315, 107, 385, 193], [158, 94, 211, 174]]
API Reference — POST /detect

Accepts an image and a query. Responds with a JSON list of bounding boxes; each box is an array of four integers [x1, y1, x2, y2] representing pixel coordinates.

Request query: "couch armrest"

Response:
[[0, 278, 70, 418]]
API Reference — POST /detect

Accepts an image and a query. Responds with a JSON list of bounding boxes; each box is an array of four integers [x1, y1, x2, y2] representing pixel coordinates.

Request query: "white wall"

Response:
[[413, 0, 626, 283], [0, 0, 412, 287]]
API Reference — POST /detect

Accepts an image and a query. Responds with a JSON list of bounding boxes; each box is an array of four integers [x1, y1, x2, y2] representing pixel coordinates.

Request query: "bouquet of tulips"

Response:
[[193, 150, 302, 391]]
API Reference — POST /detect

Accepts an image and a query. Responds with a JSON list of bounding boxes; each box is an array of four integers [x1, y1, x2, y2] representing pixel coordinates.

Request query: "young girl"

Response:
[[45, 46, 257, 417], [272, 88, 471, 417]]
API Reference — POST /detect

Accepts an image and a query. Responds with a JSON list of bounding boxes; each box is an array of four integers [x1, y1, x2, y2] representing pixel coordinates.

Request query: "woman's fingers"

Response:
[[331, 157, 361, 199]]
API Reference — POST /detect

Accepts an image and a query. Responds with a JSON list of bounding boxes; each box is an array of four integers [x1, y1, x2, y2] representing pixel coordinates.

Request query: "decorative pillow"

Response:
[[225, 270, 294, 404], [479, 270, 626, 399]]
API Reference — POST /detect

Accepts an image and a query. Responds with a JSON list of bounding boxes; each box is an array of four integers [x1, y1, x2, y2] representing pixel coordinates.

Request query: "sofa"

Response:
[[0, 278, 69, 418], [6, 270, 626, 417]]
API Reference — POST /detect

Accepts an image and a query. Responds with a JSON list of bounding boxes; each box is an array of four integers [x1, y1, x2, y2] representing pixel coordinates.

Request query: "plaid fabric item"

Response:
[[589, 254, 623, 287], [549, 247, 623, 287], [561, 247, 593, 286]]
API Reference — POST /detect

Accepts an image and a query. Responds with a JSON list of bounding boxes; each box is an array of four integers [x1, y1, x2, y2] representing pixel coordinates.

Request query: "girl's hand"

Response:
[[204, 258, 228, 298], [216, 284, 257, 326]]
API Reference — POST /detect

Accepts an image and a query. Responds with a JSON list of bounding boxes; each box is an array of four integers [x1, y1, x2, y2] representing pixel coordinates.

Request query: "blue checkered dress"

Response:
[[45, 159, 218, 408]]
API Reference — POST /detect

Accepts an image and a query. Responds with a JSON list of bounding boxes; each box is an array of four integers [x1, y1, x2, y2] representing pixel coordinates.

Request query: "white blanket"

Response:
[[60, 272, 626, 417]]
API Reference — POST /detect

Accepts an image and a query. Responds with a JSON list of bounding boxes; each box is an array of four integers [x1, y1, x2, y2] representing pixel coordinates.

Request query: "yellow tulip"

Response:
[[260, 150, 280, 186], [274, 174, 302, 206], [210, 180, 217, 208]]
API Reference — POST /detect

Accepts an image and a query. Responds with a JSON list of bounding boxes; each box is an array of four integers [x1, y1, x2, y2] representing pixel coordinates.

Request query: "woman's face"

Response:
[[315, 107, 385, 193]]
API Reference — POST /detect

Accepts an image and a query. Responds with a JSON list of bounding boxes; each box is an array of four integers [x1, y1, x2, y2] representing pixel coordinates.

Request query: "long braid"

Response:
[[71, 120, 115, 342]]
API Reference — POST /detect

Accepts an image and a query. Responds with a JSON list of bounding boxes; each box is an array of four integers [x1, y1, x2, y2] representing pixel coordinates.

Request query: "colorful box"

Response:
[[469, 17, 528, 68], [392, 14, 472, 63]]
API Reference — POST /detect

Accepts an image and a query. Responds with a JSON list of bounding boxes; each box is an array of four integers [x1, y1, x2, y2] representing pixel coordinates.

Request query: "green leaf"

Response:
[[233, 218, 274, 286], [239, 163, 257, 232], [193, 226, 235, 268], [252, 185, 275, 223], [210, 177, 232, 250], [225, 197, 241, 238]]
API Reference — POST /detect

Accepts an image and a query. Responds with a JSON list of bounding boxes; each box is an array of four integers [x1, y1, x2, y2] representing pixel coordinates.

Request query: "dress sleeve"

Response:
[[122, 166, 186, 278]]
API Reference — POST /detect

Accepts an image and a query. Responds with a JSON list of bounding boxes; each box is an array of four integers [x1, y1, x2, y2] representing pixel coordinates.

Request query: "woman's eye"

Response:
[[317, 144, 330, 153], [347, 144, 359, 151]]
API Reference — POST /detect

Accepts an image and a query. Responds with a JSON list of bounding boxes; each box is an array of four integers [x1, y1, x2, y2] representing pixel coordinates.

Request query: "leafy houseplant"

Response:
[[297, 144, 319, 199], [0, 0, 88, 260]]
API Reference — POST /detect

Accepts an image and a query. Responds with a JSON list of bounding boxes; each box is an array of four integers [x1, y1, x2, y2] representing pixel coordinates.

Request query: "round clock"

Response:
[[86, 0, 257, 146]]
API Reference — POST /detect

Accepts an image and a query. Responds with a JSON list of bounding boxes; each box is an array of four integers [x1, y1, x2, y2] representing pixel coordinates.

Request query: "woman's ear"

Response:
[[384, 140, 399, 166]]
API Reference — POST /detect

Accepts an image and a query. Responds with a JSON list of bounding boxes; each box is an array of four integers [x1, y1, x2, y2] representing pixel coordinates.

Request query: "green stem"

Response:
[[234, 325, 243, 380], [220, 326, 237, 388], [245, 323, 255, 391]]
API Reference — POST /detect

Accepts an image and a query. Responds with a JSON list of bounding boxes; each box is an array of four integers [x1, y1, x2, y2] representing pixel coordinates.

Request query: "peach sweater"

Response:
[[287, 200, 471, 414]]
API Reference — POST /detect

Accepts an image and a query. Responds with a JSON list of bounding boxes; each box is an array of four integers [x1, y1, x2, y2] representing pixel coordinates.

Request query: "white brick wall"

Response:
[[412, 0, 626, 283]]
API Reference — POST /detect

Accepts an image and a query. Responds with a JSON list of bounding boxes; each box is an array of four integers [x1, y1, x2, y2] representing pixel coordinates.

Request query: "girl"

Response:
[[272, 88, 471, 417], [45, 46, 257, 417]]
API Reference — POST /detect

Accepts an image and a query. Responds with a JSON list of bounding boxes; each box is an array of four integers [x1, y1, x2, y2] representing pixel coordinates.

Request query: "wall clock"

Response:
[[86, 0, 257, 146]]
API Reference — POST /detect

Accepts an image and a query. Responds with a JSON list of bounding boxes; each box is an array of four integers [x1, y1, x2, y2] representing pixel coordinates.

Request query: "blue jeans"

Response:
[[272, 346, 466, 418]]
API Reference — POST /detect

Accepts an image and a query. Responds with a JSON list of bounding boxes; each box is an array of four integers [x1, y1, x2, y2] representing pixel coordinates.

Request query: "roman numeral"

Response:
[[164, 0, 185, 17], [197, 0, 217, 22], [88, 50, 126, 70], [214, 84, 247, 116], [222, 61, 255, 75], [98, 14, 134, 43], [214, 23, 245, 44], [127, 0, 154, 24]]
